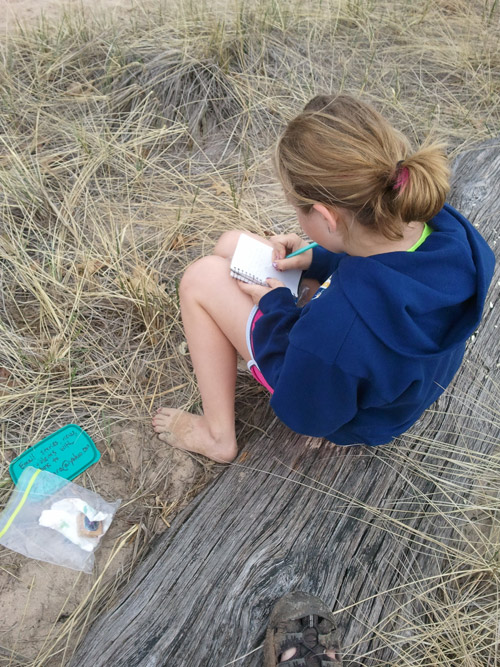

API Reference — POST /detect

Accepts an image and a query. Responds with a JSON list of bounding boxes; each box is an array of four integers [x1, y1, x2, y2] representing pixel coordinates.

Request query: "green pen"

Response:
[[285, 242, 319, 259]]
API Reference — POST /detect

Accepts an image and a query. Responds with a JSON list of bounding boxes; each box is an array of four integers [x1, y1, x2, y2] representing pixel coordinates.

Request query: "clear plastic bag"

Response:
[[0, 467, 120, 573]]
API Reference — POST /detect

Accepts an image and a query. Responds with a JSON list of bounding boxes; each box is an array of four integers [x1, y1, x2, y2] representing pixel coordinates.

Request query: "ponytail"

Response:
[[275, 95, 450, 240], [392, 142, 450, 226]]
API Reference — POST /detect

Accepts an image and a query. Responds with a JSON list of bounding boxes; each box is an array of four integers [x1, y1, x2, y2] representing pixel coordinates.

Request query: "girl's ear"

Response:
[[312, 203, 338, 233]]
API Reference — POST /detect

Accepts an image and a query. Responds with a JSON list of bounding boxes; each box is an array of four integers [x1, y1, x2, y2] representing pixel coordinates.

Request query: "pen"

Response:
[[285, 242, 319, 259]]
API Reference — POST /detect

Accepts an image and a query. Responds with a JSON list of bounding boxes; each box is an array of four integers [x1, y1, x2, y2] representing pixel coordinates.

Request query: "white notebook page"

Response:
[[230, 234, 302, 297]]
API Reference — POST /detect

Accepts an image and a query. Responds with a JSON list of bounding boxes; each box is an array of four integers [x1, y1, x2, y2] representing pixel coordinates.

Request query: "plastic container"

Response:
[[9, 425, 100, 484]]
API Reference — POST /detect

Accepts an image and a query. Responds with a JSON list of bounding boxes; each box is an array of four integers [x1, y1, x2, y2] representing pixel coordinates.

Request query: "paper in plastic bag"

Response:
[[0, 467, 120, 573]]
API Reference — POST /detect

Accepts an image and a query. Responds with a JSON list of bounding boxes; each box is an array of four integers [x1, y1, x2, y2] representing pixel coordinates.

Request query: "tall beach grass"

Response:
[[0, 0, 499, 663]]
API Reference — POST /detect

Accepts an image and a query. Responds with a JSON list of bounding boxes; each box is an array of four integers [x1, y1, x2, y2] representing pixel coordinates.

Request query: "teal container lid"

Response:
[[9, 425, 101, 484]]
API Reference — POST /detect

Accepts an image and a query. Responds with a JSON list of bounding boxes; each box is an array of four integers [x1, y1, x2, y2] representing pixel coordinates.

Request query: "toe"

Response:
[[156, 407, 173, 416], [152, 416, 168, 432]]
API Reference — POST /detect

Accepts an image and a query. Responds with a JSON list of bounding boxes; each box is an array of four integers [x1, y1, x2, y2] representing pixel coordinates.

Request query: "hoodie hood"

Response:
[[337, 204, 495, 356]]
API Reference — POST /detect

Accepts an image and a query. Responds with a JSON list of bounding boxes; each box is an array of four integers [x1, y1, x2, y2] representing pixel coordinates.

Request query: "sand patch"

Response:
[[0, 0, 138, 32], [0, 424, 204, 664]]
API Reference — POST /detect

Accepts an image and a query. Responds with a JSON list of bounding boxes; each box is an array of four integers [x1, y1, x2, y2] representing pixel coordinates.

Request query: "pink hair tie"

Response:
[[394, 161, 410, 191]]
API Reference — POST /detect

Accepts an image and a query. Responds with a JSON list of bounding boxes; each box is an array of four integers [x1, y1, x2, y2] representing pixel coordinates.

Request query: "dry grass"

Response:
[[0, 0, 499, 664]]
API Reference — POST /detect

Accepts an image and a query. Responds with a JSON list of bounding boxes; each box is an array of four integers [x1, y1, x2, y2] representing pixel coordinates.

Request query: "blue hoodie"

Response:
[[252, 204, 495, 446]]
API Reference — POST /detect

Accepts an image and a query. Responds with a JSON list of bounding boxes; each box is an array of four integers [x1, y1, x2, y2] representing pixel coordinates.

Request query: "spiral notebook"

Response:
[[230, 234, 302, 297]]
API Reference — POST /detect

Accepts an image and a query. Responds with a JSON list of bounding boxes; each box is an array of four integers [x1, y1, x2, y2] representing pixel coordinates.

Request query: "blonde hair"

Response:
[[274, 94, 450, 240]]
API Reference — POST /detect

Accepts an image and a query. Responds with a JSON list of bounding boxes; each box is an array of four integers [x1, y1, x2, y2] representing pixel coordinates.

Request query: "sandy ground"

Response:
[[1, 424, 203, 663], [0, 2, 204, 663], [0, 0, 139, 33]]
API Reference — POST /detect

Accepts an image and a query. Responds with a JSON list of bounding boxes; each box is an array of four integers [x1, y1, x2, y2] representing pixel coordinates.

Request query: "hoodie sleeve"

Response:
[[250, 251, 346, 380], [302, 245, 345, 283], [252, 285, 360, 437], [251, 287, 301, 388]]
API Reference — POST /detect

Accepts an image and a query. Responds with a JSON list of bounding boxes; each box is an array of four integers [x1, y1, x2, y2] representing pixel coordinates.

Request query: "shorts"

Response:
[[245, 305, 274, 394]]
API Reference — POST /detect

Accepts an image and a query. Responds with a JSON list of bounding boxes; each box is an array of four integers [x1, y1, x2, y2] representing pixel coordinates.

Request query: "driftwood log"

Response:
[[71, 140, 500, 666]]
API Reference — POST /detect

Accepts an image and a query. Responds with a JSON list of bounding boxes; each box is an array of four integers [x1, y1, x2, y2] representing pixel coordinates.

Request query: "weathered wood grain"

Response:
[[71, 140, 500, 667]]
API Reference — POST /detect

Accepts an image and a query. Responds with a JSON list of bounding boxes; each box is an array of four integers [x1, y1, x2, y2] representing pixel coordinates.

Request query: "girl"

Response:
[[152, 94, 495, 462]]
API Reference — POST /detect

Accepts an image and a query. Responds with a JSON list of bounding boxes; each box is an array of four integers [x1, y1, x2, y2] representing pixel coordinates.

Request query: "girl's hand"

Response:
[[238, 278, 285, 305], [270, 234, 314, 272]]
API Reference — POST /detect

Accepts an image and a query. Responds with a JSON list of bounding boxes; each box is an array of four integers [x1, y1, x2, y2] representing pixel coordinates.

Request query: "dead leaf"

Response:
[[75, 259, 107, 276], [209, 181, 232, 197]]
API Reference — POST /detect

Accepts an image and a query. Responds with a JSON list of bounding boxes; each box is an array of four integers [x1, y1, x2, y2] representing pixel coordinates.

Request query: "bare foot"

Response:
[[152, 408, 238, 463]]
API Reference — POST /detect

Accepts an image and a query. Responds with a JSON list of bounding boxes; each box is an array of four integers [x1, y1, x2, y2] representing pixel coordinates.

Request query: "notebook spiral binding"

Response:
[[230, 268, 265, 285]]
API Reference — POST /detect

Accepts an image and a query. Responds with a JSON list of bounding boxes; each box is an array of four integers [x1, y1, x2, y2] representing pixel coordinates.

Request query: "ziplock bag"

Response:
[[0, 467, 120, 573]]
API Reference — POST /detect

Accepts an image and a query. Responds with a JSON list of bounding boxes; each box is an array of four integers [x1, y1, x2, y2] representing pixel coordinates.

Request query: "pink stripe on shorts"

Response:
[[245, 306, 274, 394]]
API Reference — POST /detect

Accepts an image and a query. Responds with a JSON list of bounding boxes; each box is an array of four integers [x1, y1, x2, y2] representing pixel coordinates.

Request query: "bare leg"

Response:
[[213, 229, 267, 258], [297, 277, 320, 306], [152, 231, 316, 462], [153, 239, 263, 462]]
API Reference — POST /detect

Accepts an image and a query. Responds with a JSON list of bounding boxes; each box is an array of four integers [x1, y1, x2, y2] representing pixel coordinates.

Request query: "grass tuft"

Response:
[[0, 0, 499, 664]]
